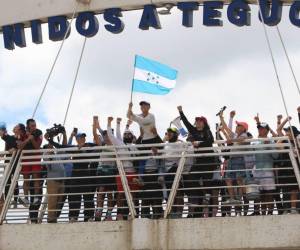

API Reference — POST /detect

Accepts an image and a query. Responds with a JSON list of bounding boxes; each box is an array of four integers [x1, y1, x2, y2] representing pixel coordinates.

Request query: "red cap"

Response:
[[236, 121, 248, 131], [195, 116, 207, 124]]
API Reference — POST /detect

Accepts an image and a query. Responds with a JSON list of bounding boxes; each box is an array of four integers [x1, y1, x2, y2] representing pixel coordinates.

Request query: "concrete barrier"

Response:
[[1, 215, 300, 250]]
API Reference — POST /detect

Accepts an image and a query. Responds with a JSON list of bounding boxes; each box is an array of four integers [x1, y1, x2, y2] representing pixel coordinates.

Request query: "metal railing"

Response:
[[0, 137, 299, 224]]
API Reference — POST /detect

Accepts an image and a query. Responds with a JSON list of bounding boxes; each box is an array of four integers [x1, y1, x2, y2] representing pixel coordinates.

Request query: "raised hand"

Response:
[[177, 106, 183, 112], [254, 113, 260, 123], [108, 117, 114, 123], [230, 110, 236, 118]]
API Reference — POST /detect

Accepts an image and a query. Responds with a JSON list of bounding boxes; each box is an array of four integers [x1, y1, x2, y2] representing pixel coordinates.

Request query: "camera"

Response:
[[46, 124, 65, 138], [31, 129, 43, 138]]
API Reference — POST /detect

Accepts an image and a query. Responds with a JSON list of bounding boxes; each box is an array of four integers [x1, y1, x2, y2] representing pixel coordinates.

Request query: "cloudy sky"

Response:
[[0, 5, 299, 149]]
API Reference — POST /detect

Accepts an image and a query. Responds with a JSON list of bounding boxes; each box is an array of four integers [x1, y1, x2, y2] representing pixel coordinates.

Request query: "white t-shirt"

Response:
[[132, 113, 156, 141], [164, 142, 183, 171]]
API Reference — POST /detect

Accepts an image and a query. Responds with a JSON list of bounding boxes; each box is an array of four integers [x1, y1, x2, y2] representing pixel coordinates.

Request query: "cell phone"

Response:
[[73, 128, 78, 135]]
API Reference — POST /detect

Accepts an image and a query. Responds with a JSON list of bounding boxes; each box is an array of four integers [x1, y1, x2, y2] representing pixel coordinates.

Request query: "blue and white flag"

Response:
[[132, 55, 178, 95]]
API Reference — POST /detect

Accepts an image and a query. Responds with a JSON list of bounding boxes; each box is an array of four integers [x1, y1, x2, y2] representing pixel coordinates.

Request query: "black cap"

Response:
[[257, 122, 270, 130], [139, 101, 150, 106], [283, 126, 300, 136], [76, 133, 86, 139]]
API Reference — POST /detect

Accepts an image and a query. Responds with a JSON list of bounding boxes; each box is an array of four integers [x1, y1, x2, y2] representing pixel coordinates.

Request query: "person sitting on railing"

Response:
[[0, 122, 19, 209], [127, 101, 163, 182], [277, 116, 300, 214], [107, 117, 140, 220], [93, 117, 117, 221], [177, 105, 216, 218], [43, 131, 68, 223], [219, 111, 248, 205], [252, 120, 278, 216]]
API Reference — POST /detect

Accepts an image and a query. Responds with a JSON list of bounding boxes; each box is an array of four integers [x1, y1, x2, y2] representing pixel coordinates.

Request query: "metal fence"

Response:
[[0, 137, 299, 224]]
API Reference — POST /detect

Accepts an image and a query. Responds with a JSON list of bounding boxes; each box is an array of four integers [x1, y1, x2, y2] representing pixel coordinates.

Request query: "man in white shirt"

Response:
[[127, 101, 157, 142], [127, 101, 163, 178], [127, 101, 164, 218]]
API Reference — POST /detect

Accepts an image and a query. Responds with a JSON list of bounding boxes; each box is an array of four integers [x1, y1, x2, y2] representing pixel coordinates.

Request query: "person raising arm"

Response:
[[93, 116, 103, 146], [254, 114, 277, 137], [127, 101, 160, 143], [177, 105, 214, 148], [277, 116, 292, 137]]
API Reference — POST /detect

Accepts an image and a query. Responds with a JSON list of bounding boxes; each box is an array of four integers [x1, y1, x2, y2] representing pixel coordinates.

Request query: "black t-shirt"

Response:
[[71, 143, 98, 177], [72, 143, 98, 160], [1, 134, 17, 164], [2, 134, 17, 151]]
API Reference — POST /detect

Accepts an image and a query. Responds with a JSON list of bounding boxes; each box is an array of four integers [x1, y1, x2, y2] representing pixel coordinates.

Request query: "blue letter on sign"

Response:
[[203, 1, 224, 26], [178, 2, 199, 27], [290, 1, 300, 27], [2, 23, 26, 50], [76, 12, 99, 37], [31, 20, 43, 44], [104, 8, 124, 34], [48, 16, 71, 41], [258, 0, 282, 26], [227, 0, 251, 26], [139, 5, 161, 30]]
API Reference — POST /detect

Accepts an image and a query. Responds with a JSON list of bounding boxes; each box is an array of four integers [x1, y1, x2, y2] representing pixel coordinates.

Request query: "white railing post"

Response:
[[0, 150, 23, 224], [288, 149, 300, 190], [113, 147, 137, 219], [38, 190, 48, 224], [0, 151, 18, 199], [164, 148, 187, 219]]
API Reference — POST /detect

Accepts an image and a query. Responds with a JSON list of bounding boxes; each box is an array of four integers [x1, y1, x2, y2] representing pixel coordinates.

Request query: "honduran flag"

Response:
[[132, 55, 178, 95]]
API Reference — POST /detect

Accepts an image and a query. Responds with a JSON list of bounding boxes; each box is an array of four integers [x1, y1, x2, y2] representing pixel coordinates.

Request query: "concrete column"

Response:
[[131, 218, 155, 250]]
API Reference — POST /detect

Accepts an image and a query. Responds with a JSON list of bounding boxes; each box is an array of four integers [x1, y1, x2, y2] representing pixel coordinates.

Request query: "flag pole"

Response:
[[130, 55, 137, 103], [130, 79, 134, 103]]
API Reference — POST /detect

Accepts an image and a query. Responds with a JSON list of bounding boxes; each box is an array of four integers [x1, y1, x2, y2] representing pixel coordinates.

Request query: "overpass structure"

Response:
[[0, 0, 297, 29], [0, 138, 299, 249], [1, 215, 300, 250], [0, 1, 300, 249]]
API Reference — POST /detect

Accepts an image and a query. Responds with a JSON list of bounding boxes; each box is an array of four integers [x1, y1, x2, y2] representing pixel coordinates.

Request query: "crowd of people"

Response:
[[0, 102, 300, 223]]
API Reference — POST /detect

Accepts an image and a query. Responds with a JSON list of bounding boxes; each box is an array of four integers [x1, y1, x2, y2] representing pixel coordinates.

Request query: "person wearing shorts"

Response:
[[96, 162, 117, 220], [252, 123, 278, 215], [17, 119, 43, 206], [219, 111, 249, 205]]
